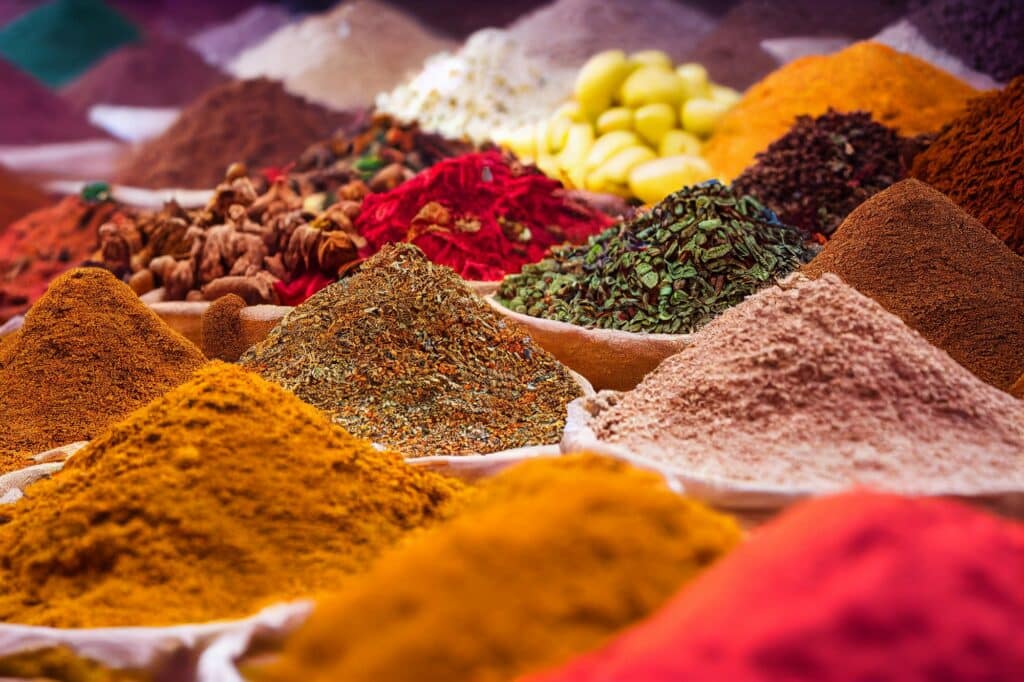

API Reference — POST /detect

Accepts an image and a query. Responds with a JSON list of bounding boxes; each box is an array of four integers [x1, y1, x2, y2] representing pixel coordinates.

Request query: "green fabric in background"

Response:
[[0, 0, 140, 87]]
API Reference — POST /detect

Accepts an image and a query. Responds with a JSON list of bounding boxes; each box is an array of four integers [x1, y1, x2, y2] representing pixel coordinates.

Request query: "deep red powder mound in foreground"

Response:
[[356, 150, 613, 281], [524, 492, 1024, 682]]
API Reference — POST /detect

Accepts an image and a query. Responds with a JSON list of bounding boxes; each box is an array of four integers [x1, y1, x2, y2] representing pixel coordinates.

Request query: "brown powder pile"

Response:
[[115, 78, 356, 189], [0, 268, 205, 473], [590, 274, 1024, 494], [0, 58, 111, 143], [61, 38, 229, 111], [802, 179, 1024, 392], [201, 293, 249, 361], [0, 164, 48, 229], [910, 76, 1024, 255]]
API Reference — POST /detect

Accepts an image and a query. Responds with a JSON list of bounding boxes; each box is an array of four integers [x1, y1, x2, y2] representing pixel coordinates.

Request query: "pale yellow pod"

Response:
[[496, 124, 537, 161], [558, 123, 596, 189], [675, 62, 711, 100], [634, 103, 677, 146], [574, 49, 634, 116], [681, 98, 731, 138], [658, 129, 702, 157], [629, 49, 674, 70], [553, 101, 586, 122], [619, 66, 687, 108], [596, 107, 634, 134], [709, 84, 742, 107], [548, 116, 572, 153], [628, 154, 714, 204], [584, 130, 641, 172], [588, 145, 657, 192]]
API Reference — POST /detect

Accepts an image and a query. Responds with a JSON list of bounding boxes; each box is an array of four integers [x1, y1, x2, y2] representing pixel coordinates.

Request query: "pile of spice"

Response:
[[254, 454, 741, 682], [0, 361, 462, 627], [802, 180, 1024, 392], [732, 109, 926, 241], [587, 273, 1024, 493], [0, 0, 139, 87], [680, 0, 910, 90], [284, 112, 474, 198], [0, 268, 204, 474], [95, 172, 364, 305], [703, 41, 976, 179], [229, 0, 453, 111], [910, 76, 1024, 255], [872, 19, 1001, 90], [376, 29, 575, 144], [355, 150, 613, 281], [0, 647, 143, 682], [0, 164, 48, 230], [188, 4, 293, 68], [115, 78, 357, 189], [0, 194, 131, 322], [526, 492, 1024, 682], [60, 38, 228, 110], [909, 0, 1023, 83], [242, 244, 582, 457], [507, 0, 716, 68], [0, 58, 111, 144], [497, 181, 812, 334]]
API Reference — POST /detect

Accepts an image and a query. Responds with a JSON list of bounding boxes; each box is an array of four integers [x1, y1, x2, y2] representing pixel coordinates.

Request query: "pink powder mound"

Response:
[[591, 273, 1024, 494]]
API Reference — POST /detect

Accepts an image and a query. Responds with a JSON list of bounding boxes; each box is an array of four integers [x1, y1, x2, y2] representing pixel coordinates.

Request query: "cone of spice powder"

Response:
[[802, 178, 1024, 392], [0, 268, 205, 474], [523, 492, 1024, 682]]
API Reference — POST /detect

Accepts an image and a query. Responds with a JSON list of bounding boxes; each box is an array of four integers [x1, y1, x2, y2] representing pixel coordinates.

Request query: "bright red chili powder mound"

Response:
[[524, 492, 1024, 682], [355, 150, 613, 281]]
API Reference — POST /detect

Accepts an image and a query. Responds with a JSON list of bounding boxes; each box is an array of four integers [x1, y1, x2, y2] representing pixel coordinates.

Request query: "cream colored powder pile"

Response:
[[229, 0, 453, 111], [375, 29, 574, 144], [591, 274, 1024, 494]]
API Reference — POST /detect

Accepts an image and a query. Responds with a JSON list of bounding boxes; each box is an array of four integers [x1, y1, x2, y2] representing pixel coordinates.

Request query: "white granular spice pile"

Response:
[[591, 274, 1024, 494], [228, 0, 454, 111], [508, 0, 716, 68], [376, 29, 575, 144]]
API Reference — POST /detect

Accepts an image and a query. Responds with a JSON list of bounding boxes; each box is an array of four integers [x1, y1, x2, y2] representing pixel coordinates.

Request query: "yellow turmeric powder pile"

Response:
[[0, 647, 147, 682], [253, 454, 742, 682], [704, 42, 977, 179], [0, 268, 205, 474], [0, 361, 463, 627]]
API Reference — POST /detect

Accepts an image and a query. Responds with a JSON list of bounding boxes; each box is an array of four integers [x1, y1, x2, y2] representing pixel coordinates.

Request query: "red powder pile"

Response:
[[0, 59, 110, 144], [0, 197, 130, 323], [526, 492, 1024, 682], [0, 165, 49, 230], [61, 38, 228, 111], [356, 151, 614, 281], [115, 78, 356, 189], [911, 76, 1024, 255]]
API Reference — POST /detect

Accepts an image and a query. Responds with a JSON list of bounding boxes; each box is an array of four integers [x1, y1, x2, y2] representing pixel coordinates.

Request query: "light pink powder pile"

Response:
[[591, 274, 1024, 493]]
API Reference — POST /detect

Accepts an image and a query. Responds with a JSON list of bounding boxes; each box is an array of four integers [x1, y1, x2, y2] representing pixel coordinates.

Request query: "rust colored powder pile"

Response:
[[0, 58, 110, 144], [0, 196, 131, 323], [0, 164, 48, 230], [116, 78, 355, 189], [0, 361, 463, 627], [588, 274, 1024, 494], [803, 179, 1024, 392], [61, 38, 228, 111], [0, 268, 205, 474], [911, 76, 1024, 255]]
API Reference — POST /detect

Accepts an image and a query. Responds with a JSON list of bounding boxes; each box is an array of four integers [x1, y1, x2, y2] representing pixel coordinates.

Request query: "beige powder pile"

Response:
[[229, 0, 453, 111], [590, 274, 1024, 494]]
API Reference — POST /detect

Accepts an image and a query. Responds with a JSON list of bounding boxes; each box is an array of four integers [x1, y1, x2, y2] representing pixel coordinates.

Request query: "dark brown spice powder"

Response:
[[801, 179, 1024, 392]]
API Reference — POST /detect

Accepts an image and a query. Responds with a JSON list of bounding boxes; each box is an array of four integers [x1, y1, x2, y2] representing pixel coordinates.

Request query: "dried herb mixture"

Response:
[[242, 243, 582, 456], [497, 181, 813, 334]]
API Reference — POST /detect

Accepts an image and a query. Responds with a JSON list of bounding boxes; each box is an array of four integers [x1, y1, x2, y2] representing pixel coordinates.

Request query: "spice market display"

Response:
[[1, 2, 1023, 680]]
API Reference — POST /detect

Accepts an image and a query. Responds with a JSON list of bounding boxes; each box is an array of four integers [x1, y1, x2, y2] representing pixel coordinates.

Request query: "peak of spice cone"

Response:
[[801, 178, 1024, 391], [0, 361, 463, 627], [590, 274, 1024, 493], [0, 267, 205, 473], [242, 243, 582, 457]]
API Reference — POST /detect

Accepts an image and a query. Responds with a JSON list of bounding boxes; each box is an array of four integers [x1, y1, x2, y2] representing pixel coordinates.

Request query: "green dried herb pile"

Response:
[[496, 181, 813, 334], [241, 243, 582, 457]]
